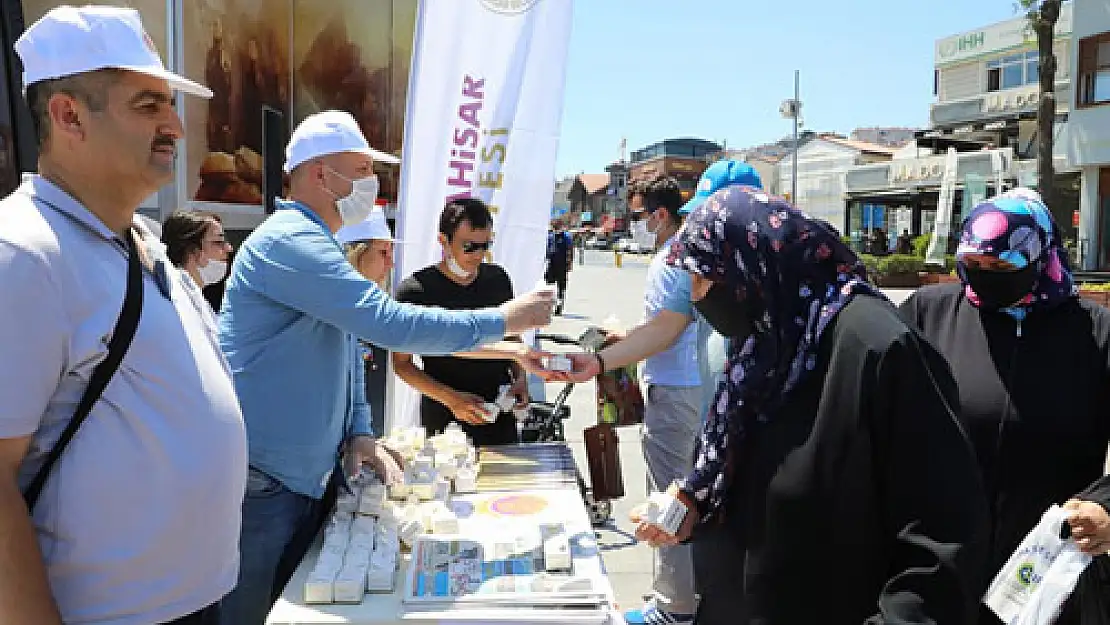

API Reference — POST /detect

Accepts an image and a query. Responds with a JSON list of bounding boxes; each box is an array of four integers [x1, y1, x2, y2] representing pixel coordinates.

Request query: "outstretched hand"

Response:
[[545, 352, 602, 383]]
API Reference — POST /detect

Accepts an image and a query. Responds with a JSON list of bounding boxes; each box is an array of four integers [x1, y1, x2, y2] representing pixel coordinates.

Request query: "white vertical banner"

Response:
[[388, 0, 575, 432], [926, 147, 959, 266]]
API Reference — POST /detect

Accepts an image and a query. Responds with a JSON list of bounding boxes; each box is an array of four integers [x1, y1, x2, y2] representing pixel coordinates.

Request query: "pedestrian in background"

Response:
[[545, 219, 573, 314]]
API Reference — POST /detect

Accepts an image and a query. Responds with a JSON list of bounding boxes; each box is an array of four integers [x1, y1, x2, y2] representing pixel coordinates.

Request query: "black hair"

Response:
[[25, 69, 124, 148], [642, 175, 683, 220], [438, 197, 493, 239], [162, 210, 221, 267]]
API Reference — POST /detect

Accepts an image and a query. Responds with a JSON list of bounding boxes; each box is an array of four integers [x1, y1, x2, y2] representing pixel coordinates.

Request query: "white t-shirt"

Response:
[[0, 177, 247, 624]]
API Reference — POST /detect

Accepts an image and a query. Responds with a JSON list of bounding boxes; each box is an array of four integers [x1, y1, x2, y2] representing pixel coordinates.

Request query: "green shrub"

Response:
[[912, 235, 930, 258], [859, 254, 925, 276], [858, 254, 880, 276], [877, 254, 925, 275]]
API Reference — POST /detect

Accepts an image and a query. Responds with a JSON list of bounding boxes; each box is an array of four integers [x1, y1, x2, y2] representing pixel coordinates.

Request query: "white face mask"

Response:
[[632, 219, 657, 249], [198, 258, 227, 286], [327, 169, 380, 226], [445, 253, 472, 279]]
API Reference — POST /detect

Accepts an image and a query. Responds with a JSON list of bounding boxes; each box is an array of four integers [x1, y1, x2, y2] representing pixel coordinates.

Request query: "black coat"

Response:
[[900, 284, 1110, 624], [694, 294, 989, 625]]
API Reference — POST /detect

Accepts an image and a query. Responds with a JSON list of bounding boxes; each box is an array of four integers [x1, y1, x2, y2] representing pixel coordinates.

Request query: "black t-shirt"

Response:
[[395, 264, 518, 445]]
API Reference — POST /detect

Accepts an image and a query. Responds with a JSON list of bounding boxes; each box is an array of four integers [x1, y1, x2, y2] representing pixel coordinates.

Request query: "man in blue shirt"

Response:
[[216, 110, 554, 624], [562, 162, 763, 625]]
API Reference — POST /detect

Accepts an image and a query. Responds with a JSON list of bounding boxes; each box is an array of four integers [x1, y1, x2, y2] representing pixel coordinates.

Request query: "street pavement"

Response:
[[538, 249, 915, 612]]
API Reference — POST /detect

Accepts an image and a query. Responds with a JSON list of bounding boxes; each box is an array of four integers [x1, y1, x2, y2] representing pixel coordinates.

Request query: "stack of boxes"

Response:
[[304, 424, 482, 604]]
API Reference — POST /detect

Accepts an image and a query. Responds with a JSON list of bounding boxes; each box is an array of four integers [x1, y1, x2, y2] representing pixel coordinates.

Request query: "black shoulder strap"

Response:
[[23, 229, 144, 510]]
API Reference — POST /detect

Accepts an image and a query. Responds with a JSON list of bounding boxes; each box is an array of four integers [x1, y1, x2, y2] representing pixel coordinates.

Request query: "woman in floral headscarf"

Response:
[[629, 184, 989, 624], [900, 189, 1110, 624]]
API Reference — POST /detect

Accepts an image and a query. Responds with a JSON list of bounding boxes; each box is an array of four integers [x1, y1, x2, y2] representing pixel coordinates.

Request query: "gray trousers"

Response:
[[642, 383, 702, 614]]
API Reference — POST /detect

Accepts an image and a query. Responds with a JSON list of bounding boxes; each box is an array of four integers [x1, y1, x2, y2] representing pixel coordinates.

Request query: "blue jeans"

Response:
[[217, 467, 331, 625]]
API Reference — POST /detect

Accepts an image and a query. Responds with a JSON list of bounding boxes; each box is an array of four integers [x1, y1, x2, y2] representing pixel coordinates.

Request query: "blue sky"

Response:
[[554, 0, 1023, 177]]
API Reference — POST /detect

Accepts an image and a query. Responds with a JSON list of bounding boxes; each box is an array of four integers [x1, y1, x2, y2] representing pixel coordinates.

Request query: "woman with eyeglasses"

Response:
[[161, 210, 233, 294], [392, 198, 535, 447]]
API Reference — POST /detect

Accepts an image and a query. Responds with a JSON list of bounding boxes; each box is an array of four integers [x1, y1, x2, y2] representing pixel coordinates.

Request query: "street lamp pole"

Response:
[[791, 69, 800, 204]]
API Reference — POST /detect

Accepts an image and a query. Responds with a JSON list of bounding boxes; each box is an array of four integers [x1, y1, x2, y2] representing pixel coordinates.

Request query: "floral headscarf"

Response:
[[956, 188, 1076, 320], [665, 185, 885, 524]]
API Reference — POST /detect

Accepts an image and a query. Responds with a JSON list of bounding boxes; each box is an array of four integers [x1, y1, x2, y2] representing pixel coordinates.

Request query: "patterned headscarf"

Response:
[[956, 188, 1076, 320], [665, 185, 885, 524]]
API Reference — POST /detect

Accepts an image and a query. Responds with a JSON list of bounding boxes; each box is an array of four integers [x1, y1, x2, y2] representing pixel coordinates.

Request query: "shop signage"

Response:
[[982, 88, 1039, 114], [667, 160, 699, 173], [889, 155, 948, 185], [935, 3, 1072, 66]]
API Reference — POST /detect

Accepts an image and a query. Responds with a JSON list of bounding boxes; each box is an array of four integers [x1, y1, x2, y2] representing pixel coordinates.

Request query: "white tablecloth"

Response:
[[267, 488, 626, 625]]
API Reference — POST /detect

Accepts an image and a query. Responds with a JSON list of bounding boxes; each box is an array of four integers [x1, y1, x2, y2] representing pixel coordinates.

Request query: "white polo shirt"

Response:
[[0, 177, 247, 624]]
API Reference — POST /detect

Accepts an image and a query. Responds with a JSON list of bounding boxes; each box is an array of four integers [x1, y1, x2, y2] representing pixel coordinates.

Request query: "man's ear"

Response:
[[47, 93, 86, 142]]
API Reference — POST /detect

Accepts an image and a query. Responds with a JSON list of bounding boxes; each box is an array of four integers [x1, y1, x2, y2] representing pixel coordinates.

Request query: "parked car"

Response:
[[586, 236, 612, 250], [616, 238, 643, 254]]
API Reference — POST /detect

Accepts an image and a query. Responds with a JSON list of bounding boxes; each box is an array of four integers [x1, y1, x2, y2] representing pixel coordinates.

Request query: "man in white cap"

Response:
[[0, 5, 242, 625], [216, 110, 554, 623]]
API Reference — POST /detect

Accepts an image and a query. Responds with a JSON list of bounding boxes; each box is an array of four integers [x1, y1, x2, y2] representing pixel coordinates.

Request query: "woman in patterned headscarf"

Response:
[[900, 189, 1110, 625], [626, 184, 989, 625]]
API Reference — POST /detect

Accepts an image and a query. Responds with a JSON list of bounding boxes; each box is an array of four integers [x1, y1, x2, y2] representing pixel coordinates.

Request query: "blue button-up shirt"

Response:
[[218, 200, 505, 497]]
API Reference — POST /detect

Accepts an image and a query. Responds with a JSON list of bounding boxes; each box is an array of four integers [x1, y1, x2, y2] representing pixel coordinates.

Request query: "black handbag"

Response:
[[22, 230, 143, 510]]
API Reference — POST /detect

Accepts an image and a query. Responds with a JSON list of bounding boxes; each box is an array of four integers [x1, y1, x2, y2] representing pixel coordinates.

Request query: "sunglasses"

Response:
[[461, 240, 493, 253]]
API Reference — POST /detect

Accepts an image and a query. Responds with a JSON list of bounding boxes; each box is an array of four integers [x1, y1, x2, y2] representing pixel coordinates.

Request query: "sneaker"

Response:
[[623, 592, 695, 625]]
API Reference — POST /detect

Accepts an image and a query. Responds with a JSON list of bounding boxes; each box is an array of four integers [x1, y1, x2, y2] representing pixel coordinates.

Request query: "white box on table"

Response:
[[332, 565, 368, 603], [303, 569, 337, 604]]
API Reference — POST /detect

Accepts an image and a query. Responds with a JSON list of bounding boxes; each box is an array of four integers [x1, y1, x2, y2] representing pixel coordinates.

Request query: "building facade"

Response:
[[777, 135, 896, 233], [1066, 0, 1110, 270], [843, 7, 1080, 258], [932, 2, 1073, 157], [0, 0, 418, 242], [628, 137, 722, 200]]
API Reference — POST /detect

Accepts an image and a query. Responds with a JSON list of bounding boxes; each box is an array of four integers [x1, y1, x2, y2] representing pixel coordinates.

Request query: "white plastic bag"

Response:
[[984, 505, 1093, 625]]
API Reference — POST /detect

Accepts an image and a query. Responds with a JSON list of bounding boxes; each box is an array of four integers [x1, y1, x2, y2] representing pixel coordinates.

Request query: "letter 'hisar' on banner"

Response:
[[387, 0, 575, 431]]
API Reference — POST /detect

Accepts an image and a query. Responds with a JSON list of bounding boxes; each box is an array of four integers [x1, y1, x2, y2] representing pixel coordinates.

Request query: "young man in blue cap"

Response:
[[560, 160, 762, 625]]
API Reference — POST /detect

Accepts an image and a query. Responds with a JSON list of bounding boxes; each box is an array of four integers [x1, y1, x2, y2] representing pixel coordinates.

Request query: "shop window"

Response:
[[986, 51, 1038, 92], [179, 0, 415, 206], [1078, 34, 1110, 108]]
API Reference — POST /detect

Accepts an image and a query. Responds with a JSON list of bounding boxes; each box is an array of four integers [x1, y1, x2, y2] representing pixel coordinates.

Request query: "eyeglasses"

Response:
[[461, 240, 493, 253]]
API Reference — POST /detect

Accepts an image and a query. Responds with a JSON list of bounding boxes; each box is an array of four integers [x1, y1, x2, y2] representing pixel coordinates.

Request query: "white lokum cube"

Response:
[[304, 569, 337, 604], [358, 484, 387, 515], [333, 565, 367, 603]]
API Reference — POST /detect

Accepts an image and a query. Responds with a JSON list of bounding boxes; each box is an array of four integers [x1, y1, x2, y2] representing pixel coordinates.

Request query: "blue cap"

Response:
[[679, 159, 763, 215]]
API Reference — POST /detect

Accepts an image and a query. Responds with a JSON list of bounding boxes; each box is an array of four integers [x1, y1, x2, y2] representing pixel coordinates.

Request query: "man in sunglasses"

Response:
[[393, 198, 528, 447]]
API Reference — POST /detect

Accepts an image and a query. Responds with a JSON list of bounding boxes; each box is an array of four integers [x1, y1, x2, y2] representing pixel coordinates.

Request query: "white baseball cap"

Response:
[[284, 110, 401, 173], [15, 5, 211, 98], [336, 208, 394, 244]]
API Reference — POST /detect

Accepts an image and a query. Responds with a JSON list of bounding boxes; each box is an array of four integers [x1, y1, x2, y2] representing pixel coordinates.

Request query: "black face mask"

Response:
[[694, 283, 754, 339], [964, 264, 1039, 309]]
